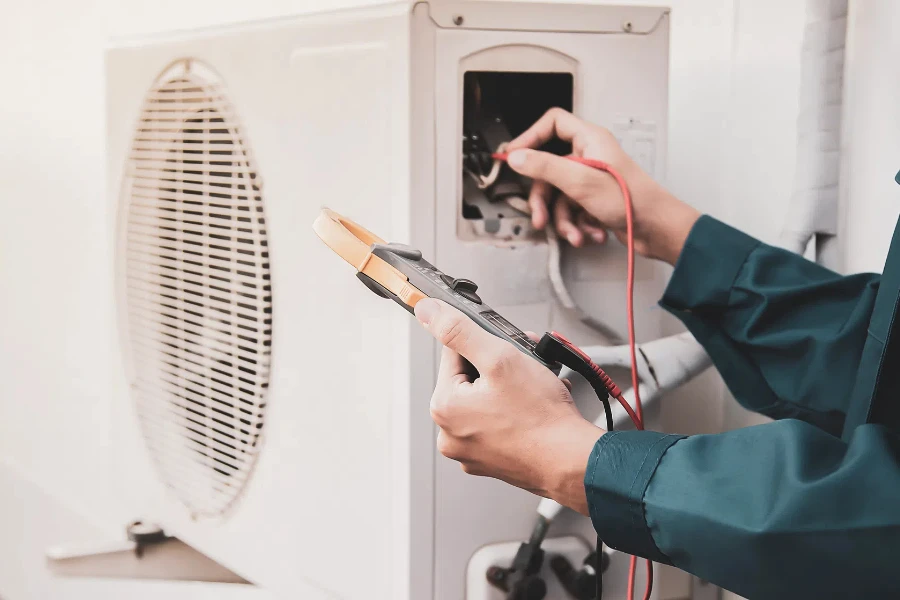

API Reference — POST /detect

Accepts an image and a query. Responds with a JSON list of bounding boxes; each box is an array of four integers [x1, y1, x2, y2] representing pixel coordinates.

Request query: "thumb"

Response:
[[414, 298, 507, 369], [506, 149, 605, 208]]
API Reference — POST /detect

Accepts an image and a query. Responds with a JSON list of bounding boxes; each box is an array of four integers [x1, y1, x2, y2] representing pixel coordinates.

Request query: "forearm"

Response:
[[660, 215, 879, 431], [585, 421, 900, 598]]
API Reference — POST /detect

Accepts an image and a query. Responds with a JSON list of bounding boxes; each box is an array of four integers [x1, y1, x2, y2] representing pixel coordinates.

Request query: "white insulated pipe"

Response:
[[779, 0, 848, 260]]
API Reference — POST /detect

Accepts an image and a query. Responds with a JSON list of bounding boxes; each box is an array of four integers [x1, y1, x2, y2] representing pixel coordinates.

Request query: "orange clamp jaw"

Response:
[[312, 208, 427, 309]]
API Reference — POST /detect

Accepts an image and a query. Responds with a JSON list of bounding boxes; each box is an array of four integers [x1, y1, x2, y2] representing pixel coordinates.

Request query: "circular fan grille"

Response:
[[120, 60, 272, 518]]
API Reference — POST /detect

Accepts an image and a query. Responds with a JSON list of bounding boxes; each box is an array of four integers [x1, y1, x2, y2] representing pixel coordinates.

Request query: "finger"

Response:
[[507, 108, 585, 150], [414, 298, 509, 370], [436, 345, 470, 386], [561, 378, 573, 392], [555, 197, 584, 247], [576, 211, 608, 244], [528, 180, 552, 230], [507, 149, 604, 208], [524, 331, 540, 342]]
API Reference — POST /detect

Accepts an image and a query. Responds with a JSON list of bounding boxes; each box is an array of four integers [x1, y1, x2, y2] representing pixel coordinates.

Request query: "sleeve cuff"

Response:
[[584, 430, 685, 563], [661, 214, 760, 313]]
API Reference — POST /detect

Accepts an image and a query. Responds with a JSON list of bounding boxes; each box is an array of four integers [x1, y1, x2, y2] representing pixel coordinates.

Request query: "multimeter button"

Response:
[[439, 274, 482, 303], [380, 243, 423, 261], [457, 289, 482, 304], [441, 274, 479, 292], [452, 278, 478, 293]]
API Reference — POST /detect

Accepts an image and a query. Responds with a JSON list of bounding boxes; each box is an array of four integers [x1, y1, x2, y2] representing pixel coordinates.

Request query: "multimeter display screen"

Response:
[[481, 310, 537, 350]]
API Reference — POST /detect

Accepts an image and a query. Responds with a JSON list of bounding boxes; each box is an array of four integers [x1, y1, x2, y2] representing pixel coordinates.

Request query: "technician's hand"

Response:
[[505, 108, 700, 265], [415, 297, 603, 515]]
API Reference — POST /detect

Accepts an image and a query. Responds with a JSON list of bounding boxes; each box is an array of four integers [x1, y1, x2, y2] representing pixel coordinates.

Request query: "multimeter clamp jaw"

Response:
[[355, 242, 426, 313], [355, 272, 402, 306]]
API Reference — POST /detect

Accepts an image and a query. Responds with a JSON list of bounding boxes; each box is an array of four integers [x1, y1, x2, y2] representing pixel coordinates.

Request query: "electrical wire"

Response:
[[545, 224, 625, 344], [503, 182, 624, 344], [494, 152, 653, 600], [477, 142, 508, 188]]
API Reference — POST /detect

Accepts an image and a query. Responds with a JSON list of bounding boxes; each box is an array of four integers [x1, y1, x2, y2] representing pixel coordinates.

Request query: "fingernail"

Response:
[[591, 231, 606, 243], [414, 298, 439, 326], [507, 150, 528, 168]]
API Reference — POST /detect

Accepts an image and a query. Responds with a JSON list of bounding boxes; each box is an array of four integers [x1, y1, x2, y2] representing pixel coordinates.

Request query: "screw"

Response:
[[486, 565, 508, 585], [453, 14, 464, 26], [622, 20, 633, 32]]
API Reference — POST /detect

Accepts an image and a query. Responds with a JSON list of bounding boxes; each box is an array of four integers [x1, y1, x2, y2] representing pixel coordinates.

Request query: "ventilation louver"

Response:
[[119, 59, 272, 519]]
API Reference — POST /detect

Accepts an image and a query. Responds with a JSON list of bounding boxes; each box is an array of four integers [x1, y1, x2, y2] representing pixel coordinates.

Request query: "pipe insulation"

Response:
[[780, 0, 848, 259]]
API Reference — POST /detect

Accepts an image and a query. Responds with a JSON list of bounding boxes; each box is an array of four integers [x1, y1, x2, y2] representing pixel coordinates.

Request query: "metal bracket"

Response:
[[46, 520, 251, 584]]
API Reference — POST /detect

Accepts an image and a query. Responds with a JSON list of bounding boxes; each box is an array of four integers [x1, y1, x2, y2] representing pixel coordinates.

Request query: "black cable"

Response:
[[588, 380, 614, 433], [596, 537, 604, 600], [587, 372, 613, 600], [533, 333, 617, 600], [585, 372, 612, 600]]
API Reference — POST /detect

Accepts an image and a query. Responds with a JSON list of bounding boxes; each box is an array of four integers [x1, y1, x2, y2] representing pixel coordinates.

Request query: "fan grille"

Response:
[[121, 60, 272, 518]]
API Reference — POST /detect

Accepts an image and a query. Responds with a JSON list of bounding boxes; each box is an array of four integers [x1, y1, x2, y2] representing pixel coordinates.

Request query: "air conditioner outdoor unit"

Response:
[[103, 2, 674, 598]]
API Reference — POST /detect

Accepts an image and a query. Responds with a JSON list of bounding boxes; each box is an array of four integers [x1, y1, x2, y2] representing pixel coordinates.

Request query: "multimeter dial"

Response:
[[439, 275, 482, 304]]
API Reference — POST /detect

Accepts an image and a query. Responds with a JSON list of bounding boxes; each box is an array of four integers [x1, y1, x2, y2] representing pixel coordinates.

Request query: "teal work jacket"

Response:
[[585, 212, 900, 598]]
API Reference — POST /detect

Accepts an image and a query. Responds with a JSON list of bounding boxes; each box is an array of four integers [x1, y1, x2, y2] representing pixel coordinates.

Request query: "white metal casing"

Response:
[[106, 2, 672, 598]]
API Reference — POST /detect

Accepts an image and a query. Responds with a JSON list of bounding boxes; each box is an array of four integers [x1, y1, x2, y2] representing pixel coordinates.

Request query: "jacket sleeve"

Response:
[[585, 423, 900, 599], [661, 215, 880, 435]]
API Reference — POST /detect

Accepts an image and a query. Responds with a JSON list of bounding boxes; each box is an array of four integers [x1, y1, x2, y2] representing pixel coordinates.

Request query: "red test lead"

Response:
[[494, 150, 653, 600]]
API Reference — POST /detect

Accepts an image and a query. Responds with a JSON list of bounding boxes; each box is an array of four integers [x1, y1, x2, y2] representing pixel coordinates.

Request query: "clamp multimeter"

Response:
[[313, 208, 562, 373]]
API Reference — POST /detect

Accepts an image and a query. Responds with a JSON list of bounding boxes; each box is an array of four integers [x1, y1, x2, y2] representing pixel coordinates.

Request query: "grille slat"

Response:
[[128, 323, 271, 380], [132, 371, 263, 441], [130, 160, 257, 176], [137, 407, 259, 463], [126, 281, 272, 330], [126, 228, 269, 269], [121, 61, 271, 519], [126, 218, 267, 252], [134, 382, 262, 444], [127, 298, 266, 347], [130, 170, 259, 190], [126, 246, 270, 288], [134, 132, 243, 142], [128, 200, 269, 227]]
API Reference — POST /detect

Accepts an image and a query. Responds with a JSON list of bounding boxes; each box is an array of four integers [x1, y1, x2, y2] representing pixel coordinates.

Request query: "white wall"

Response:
[[842, 0, 900, 274], [0, 0, 850, 599], [715, 0, 807, 434]]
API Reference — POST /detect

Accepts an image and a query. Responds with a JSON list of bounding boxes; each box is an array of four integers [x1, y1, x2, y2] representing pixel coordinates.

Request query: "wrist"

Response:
[[639, 190, 700, 265], [541, 418, 604, 516]]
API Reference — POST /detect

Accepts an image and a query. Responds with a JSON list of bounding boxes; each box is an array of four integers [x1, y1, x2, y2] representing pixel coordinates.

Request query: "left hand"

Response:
[[414, 298, 604, 515]]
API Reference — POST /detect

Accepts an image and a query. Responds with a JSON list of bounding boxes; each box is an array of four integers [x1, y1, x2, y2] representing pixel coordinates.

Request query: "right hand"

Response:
[[505, 108, 700, 265], [414, 298, 602, 515]]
